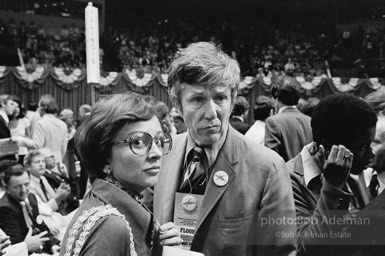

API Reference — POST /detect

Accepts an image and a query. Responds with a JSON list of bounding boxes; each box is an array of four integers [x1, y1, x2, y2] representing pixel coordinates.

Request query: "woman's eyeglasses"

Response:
[[112, 132, 172, 156]]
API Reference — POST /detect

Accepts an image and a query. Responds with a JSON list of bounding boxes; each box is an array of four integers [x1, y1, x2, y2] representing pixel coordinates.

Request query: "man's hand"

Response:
[[55, 183, 71, 203], [24, 228, 49, 253], [0, 235, 11, 256], [322, 145, 353, 189]]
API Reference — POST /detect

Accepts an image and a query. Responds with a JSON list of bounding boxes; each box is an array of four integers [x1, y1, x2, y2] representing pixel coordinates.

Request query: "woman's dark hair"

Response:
[[75, 92, 156, 182], [4, 164, 28, 186], [9, 95, 25, 119], [311, 94, 377, 146]]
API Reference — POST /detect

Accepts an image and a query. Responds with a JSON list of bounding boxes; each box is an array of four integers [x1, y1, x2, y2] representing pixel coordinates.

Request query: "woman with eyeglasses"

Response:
[[60, 92, 183, 256]]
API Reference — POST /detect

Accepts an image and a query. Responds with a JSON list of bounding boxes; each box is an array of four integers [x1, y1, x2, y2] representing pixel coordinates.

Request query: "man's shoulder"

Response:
[[230, 128, 283, 163], [0, 194, 14, 210]]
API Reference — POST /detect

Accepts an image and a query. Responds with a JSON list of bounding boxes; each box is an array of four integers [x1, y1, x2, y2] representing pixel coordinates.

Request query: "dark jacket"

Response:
[[0, 193, 39, 244]]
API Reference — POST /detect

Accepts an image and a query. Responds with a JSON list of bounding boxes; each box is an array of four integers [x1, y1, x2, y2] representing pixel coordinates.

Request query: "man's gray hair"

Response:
[[168, 42, 240, 109]]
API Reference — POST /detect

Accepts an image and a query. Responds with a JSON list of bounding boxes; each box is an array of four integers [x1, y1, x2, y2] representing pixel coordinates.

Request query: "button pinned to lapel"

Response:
[[213, 171, 229, 187], [36, 215, 44, 225]]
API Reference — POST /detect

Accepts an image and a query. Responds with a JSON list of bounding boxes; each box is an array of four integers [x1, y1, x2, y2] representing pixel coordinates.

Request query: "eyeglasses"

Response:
[[112, 132, 172, 156]]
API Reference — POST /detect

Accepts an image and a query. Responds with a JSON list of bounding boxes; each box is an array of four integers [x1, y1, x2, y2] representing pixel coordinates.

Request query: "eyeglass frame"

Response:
[[112, 131, 172, 156]]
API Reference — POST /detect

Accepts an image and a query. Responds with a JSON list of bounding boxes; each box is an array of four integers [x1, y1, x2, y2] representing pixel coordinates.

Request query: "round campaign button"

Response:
[[182, 195, 197, 211], [36, 215, 44, 225], [213, 171, 229, 187]]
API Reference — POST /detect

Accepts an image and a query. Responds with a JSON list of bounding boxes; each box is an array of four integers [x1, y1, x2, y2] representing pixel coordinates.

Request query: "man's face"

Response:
[[3, 100, 17, 116], [6, 172, 30, 202], [178, 83, 233, 146], [44, 155, 56, 170]]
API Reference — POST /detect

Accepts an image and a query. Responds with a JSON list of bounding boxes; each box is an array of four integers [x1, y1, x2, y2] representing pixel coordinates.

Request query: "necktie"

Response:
[[40, 176, 56, 200], [180, 146, 206, 190], [369, 174, 379, 199], [20, 201, 32, 228]]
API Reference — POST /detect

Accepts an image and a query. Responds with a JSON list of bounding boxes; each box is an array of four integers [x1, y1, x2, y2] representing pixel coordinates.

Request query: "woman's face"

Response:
[[30, 155, 46, 177], [108, 116, 164, 193]]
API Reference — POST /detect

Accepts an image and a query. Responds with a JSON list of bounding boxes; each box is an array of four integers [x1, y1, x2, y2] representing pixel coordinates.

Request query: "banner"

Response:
[[85, 2, 100, 84]]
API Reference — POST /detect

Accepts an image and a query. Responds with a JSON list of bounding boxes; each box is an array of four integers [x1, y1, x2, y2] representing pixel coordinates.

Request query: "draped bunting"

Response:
[[0, 65, 384, 124], [0, 66, 383, 94]]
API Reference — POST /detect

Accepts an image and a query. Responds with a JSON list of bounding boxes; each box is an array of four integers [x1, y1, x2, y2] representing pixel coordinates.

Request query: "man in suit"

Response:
[[0, 95, 17, 139], [0, 95, 18, 161], [229, 96, 250, 135], [264, 75, 313, 162], [33, 94, 68, 163], [0, 164, 51, 254], [154, 42, 296, 256], [287, 94, 378, 255]]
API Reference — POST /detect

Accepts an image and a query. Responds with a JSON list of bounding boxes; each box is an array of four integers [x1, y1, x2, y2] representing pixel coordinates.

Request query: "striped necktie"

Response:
[[180, 146, 206, 190]]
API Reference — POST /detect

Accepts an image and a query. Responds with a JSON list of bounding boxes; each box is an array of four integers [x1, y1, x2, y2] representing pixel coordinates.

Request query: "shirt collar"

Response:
[[185, 125, 229, 167], [30, 174, 41, 184], [232, 116, 244, 122], [301, 143, 322, 186], [278, 105, 297, 114], [0, 110, 9, 124]]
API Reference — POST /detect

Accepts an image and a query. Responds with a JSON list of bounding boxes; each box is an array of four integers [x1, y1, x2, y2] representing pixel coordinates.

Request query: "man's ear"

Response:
[[176, 103, 183, 116]]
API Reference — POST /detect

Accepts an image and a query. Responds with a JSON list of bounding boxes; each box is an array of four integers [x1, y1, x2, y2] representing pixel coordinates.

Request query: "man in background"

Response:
[[229, 96, 250, 135], [33, 95, 68, 163], [265, 75, 312, 161]]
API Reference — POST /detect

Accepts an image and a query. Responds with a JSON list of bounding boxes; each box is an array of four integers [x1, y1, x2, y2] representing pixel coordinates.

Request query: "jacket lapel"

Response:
[[155, 133, 187, 224], [195, 127, 237, 231]]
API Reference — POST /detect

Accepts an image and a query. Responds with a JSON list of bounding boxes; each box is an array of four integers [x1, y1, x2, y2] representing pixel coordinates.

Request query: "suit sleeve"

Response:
[[264, 118, 281, 154], [290, 171, 352, 255], [0, 206, 26, 244], [257, 157, 297, 256]]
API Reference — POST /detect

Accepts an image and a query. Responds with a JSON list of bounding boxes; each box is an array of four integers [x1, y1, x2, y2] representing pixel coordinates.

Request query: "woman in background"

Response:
[[8, 95, 37, 164]]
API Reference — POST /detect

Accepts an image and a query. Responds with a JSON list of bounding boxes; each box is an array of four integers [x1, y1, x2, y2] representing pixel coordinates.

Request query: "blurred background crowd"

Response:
[[0, 0, 384, 78]]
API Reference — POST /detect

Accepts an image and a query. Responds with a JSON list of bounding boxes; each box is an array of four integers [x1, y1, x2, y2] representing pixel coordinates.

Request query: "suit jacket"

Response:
[[229, 116, 250, 135], [339, 191, 385, 256], [154, 126, 297, 256], [265, 108, 312, 162], [287, 153, 372, 255], [0, 193, 39, 244], [0, 115, 11, 139], [33, 114, 68, 163]]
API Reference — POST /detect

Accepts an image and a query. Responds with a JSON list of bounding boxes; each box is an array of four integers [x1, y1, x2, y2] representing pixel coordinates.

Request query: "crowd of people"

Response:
[[1, 6, 384, 77], [0, 41, 385, 256]]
